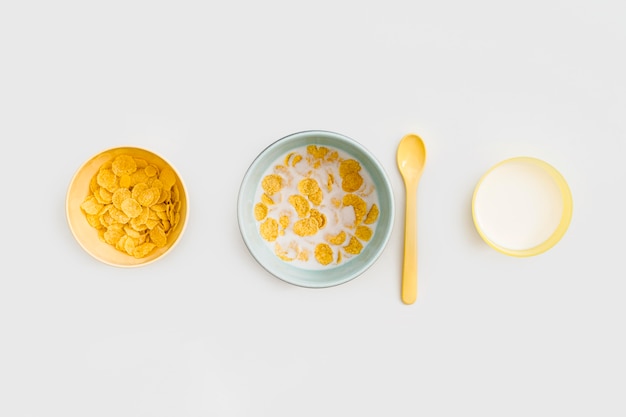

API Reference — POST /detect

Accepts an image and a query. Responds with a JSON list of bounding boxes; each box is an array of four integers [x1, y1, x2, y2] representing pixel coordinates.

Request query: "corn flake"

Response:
[[137, 187, 161, 207], [98, 188, 113, 204], [121, 198, 143, 218], [134, 158, 148, 169], [310, 209, 326, 229], [111, 154, 137, 177], [89, 175, 99, 194], [103, 227, 125, 245], [339, 159, 361, 178], [326, 230, 346, 245], [80, 196, 103, 215], [130, 169, 149, 187], [109, 207, 130, 224], [159, 167, 176, 189], [133, 242, 156, 258], [308, 189, 323, 205], [341, 172, 364, 192], [314, 243, 333, 265], [157, 189, 170, 204], [112, 188, 131, 210], [254, 203, 268, 221], [260, 193, 273, 206], [85, 214, 102, 229], [124, 226, 143, 239], [260, 218, 279, 241], [149, 225, 167, 247], [344, 236, 363, 255], [120, 236, 135, 255], [307, 145, 329, 159], [342, 194, 367, 225], [298, 178, 320, 196], [262, 174, 283, 195], [355, 225, 373, 241], [297, 248, 309, 262], [288, 194, 310, 218], [144, 164, 158, 177], [364, 204, 379, 224], [293, 218, 319, 237], [274, 242, 294, 262], [292, 154, 303, 166], [151, 203, 166, 212], [97, 169, 118, 192], [131, 183, 149, 200]]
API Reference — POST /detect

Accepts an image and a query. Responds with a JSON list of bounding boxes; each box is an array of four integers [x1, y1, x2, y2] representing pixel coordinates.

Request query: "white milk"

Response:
[[473, 159, 564, 251]]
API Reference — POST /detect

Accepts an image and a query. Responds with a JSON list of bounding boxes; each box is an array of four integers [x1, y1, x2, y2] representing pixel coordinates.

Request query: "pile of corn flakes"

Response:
[[80, 154, 182, 258], [254, 145, 379, 267]]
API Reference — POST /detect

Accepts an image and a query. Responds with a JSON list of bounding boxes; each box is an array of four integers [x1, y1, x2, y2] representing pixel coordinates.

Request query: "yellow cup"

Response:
[[472, 157, 573, 257]]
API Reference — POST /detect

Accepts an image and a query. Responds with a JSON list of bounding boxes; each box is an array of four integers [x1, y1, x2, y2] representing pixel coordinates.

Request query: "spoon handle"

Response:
[[402, 182, 418, 304]]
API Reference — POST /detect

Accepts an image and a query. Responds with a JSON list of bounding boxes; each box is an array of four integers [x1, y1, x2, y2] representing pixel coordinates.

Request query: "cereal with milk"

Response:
[[254, 144, 379, 268]]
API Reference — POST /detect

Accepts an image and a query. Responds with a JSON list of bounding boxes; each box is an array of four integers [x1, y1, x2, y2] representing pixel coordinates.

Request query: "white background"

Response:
[[1, 1, 625, 416]]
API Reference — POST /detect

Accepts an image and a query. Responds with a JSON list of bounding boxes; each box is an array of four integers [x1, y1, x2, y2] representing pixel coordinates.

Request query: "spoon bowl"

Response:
[[396, 133, 427, 304]]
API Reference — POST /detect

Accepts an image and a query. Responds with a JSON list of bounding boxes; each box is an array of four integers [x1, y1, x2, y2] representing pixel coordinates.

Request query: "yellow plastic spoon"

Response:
[[396, 133, 427, 304]]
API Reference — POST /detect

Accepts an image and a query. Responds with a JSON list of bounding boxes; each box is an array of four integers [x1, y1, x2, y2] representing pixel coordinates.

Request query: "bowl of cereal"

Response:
[[66, 146, 188, 267], [237, 130, 394, 288]]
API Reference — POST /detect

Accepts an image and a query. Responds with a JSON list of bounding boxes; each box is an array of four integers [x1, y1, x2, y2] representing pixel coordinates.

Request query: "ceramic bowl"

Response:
[[66, 146, 188, 267], [238, 130, 394, 288]]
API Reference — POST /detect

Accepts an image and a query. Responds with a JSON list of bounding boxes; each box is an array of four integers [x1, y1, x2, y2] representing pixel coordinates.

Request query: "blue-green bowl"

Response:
[[237, 130, 395, 288]]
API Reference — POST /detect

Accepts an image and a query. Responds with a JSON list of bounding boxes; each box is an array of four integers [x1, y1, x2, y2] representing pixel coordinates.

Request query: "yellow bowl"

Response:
[[472, 156, 573, 257], [66, 146, 188, 267]]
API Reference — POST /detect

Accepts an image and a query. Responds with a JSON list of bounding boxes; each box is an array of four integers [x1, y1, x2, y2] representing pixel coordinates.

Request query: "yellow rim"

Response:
[[472, 157, 573, 257]]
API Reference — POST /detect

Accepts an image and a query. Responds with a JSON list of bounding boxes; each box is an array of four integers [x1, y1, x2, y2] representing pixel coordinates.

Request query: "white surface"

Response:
[[1, 1, 625, 416], [473, 159, 564, 250]]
